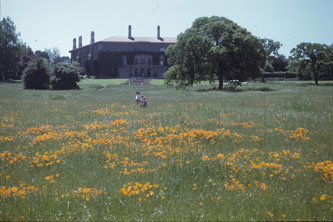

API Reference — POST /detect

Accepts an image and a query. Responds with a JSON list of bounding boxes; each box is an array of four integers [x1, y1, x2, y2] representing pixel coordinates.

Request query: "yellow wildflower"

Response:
[[82, 188, 90, 194], [11, 186, 18, 193], [202, 155, 209, 161], [217, 153, 224, 159], [266, 211, 274, 218], [260, 182, 267, 191]]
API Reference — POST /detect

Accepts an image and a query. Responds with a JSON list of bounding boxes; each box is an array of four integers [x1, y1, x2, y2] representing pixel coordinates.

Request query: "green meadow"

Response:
[[0, 79, 332, 221]]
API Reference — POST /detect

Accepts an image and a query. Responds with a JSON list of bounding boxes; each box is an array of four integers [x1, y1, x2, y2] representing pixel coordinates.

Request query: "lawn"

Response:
[[0, 80, 332, 221]]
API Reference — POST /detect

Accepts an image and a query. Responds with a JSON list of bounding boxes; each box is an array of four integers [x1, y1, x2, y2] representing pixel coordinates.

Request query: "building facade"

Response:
[[69, 26, 176, 78]]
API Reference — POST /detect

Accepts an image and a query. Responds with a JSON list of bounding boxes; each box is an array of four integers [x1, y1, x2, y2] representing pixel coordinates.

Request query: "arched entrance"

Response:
[[140, 68, 145, 77]]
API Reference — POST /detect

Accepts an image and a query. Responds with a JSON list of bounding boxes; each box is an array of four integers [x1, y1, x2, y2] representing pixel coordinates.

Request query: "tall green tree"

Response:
[[35, 50, 50, 61], [289, 42, 328, 85], [45, 48, 61, 64], [165, 16, 265, 90], [35, 48, 70, 65], [259, 38, 282, 71], [164, 29, 211, 88], [17, 46, 34, 79], [271, 54, 288, 72], [0, 17, 25, 80]]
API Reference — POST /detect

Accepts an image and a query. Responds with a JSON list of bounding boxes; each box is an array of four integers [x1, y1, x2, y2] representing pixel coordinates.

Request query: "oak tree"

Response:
[[289, 42, 328, 84], [165, 16, 265, 90], [0, 17, 25, 80]]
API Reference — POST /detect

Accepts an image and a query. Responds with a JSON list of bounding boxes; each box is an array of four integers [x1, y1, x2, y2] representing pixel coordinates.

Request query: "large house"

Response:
[[69, 26, 177, 78]]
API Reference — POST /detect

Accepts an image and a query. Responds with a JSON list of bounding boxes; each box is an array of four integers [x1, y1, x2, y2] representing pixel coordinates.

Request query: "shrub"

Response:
[[285, 72, 297, 78], [319, 73, 333, 80], [22, 58, 51, 89], [50, 63, 80, 90], [263, 72, 296, 79]]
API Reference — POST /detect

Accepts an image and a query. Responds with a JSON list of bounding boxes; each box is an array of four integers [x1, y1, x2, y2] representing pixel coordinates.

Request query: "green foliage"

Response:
[[264, 72, 296, 78], [324, 45, 333, 76], [35, 48, 70, 65], [259, 38, 281, 59], [164, 29, 211, 89], [17, 46, 34, 79], [35, 50, 50, 61], [45, 48, 61, 64], [259, 38, 288, 74], [165, 16, 265, 90], [264, 61, 274, 72], [289, 42, 331, 84], [22, 58, 51, 89], [0, 17, 27, 80], [23, 60, 81, 90], [50, 63, 80, 90], [271, 54, 288, 72], [72, 61, 86, 76]]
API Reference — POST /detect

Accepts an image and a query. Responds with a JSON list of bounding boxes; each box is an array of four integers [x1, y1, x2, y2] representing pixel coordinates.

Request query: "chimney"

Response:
[[128, 25, 132, 39], [79, 36, 82, 48], [90, 31, 95, 44], [73, 38, 77, 50], [157, 25, 161, 39]]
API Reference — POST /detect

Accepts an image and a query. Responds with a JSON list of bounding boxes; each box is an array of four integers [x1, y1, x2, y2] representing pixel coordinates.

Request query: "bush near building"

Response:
[[50, 63, 80, 90], [22, 58, 51, 89]]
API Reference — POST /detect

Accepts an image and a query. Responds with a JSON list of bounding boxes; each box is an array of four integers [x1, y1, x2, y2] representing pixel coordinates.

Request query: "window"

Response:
[[122, 55, 127, 65], [140, 68, 145, 77], [134, 54, 153, 65], [159, 55, 164, 66]]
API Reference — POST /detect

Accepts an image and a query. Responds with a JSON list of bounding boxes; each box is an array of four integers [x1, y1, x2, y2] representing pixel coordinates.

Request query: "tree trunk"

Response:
[[218, 77, 223, 90], [312, 63, 318, 85], [314, 73, 318, 85], [261, 74, 265, 83]]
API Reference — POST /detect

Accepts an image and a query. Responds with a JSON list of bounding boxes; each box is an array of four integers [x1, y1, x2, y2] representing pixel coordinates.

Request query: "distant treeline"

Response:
[[263, 72, 333, 80]]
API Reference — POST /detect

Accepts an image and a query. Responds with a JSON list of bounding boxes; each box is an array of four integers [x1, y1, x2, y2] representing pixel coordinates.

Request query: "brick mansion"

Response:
[[69, 26, 176, 78]]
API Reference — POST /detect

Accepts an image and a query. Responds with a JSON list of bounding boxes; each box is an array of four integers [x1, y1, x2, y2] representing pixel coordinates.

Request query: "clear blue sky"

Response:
[[2, 0, 333, 57]]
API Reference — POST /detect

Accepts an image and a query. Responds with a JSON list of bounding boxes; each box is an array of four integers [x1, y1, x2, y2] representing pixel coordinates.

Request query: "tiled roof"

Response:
[[69, 36, 177, 52], [100, 36, 177, 43]]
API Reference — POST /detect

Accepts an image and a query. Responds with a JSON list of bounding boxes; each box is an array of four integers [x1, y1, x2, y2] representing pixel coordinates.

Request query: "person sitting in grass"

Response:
[[135, 91, 141, 105], [140, 96, 147, 108]]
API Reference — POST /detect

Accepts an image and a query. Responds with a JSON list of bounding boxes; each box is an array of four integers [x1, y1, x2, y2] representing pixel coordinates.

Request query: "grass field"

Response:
[[0, 79, 332, 221]]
